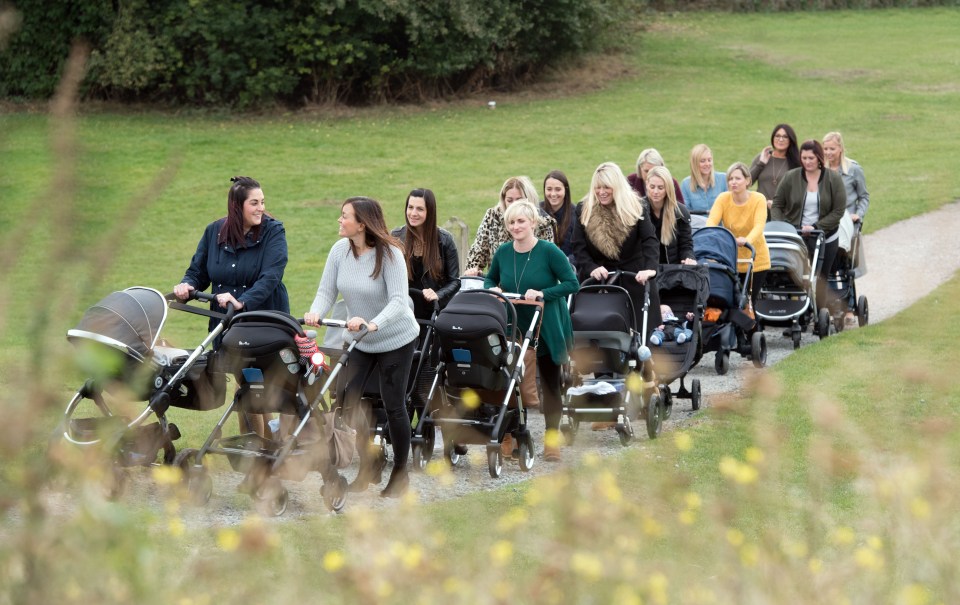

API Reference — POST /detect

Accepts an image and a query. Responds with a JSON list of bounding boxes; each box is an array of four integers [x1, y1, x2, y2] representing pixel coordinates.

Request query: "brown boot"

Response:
[[591, 422, 616, 431], [544, 444, 561, 462], [500, 433, 516, 460]]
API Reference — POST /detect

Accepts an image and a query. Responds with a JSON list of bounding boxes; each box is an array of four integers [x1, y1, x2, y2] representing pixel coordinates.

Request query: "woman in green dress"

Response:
[[484, 200, 579, 462]]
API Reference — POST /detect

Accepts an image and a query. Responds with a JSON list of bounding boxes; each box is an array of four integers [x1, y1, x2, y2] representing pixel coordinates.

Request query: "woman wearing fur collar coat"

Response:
[[570, 161, 662, 334]]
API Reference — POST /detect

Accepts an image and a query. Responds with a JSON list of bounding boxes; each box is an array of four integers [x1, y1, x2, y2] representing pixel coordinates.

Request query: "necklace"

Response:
[[771, 157, 787, 187], [513, 245, 534, 293]]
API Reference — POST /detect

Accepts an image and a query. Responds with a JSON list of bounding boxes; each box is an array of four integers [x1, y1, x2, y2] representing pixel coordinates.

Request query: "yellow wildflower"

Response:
[[854, 546, 883, 570], [647, 572, 669, 605], [910, 497, 931, 519], [897, 583, 932, 605], [461, 389, 480, 409], [322, 550, 345, 572], [216, 529, 240, 552], [490, 540, 513, 567], [726, 528, 744, 547], [831, 526, 856, 546], [674, 431, 693, 452], [570, 552, 603, 583], [744, 446, 764, 464], [613, 583, 643, 605], [152, 465, 182, 486]]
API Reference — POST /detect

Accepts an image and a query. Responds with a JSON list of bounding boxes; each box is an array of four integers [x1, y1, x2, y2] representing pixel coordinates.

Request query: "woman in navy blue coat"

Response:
[[174, 176, 290, 439]]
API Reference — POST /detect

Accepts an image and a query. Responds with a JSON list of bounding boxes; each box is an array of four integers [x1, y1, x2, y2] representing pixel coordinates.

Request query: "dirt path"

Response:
[[855, 202, 960, 323], [44, 202, 960, 524]]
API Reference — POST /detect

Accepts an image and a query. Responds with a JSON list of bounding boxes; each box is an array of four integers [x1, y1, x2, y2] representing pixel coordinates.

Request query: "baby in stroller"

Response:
[[650, 304, 694, 346]]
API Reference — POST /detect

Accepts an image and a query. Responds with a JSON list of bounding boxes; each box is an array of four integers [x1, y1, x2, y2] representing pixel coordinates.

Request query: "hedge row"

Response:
[[0, 0, 636, 107]]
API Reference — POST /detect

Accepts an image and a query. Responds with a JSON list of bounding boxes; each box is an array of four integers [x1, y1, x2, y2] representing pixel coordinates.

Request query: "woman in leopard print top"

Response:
[[463, 175, 557, 276]]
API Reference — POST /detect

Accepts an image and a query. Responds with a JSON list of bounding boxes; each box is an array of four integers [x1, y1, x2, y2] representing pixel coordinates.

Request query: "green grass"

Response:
[[4, 7, 960, 604]]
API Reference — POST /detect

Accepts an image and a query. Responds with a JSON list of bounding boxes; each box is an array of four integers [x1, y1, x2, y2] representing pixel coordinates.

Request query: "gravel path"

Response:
[[47, 202, 960, 525]]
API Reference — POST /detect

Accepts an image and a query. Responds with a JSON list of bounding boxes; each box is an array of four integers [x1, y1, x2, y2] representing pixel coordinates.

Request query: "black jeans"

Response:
[[536, 355, 563, 433], [744, 270, 767, 309], [338, 338, 417, 469]]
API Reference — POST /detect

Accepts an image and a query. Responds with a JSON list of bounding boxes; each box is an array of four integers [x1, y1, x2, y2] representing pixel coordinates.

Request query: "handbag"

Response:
[[320, 409, 357, 469]]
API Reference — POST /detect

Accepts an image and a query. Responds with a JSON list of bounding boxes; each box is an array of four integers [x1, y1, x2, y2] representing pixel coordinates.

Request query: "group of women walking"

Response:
[[172, 124, 869, 494]]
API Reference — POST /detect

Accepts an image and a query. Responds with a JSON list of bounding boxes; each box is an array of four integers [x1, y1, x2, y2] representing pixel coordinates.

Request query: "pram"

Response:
[[754, 221, 825, 349], [692, 227, 767, 374], [58, 287, 229, 498], [560, 272, 662, 444], [409, 288, 542, 479], [652, 263, 711, 411], [824, 219, 869, 331], [177, 306, 366, 516]]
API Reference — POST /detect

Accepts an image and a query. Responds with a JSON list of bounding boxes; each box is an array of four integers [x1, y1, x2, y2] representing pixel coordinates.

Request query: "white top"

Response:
[[802, 190, 820, 227]]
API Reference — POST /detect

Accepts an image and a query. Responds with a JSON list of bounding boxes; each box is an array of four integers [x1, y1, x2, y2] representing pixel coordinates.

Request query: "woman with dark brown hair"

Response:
[[771, 140, 847, 308], [541, 170, 576, 259], [174, 176, 289, 440], [750, 123, 802, 206], [304, 197, 420, 498], [391, 188, 460, 320]]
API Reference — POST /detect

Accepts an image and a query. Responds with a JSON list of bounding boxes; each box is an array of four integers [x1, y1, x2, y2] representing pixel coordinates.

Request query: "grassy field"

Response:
[[3, 7, 960, 604]]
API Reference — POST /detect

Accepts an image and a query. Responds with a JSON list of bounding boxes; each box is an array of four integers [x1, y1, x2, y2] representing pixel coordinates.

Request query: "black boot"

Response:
[[348, 454, 386, 492], [379, 465, 409, 498]]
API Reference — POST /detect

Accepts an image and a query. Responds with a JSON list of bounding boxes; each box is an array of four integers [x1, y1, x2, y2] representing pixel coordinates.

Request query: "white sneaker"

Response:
[[676, 333, 687, 344]]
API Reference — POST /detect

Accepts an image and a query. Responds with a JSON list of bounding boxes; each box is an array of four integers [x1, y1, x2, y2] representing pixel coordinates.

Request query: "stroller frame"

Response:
[[410, 289, 543, 479], [560, 273, 662, 444], [824, 220, 869, 332], [755, 222, 825, 350], [692, 226, 767, 375], [179, 312, 365, 516], [58, 288, 234, 499], [653, 263, 711, 411]]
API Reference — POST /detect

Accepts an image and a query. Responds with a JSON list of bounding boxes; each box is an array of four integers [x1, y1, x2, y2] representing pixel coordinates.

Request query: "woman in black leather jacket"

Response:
[[392, 188, 461, 320], [641, 165, 697, 266]]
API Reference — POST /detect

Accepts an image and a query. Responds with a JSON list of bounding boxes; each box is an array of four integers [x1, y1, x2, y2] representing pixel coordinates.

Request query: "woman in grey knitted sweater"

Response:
[[305, 197, 420, 498]]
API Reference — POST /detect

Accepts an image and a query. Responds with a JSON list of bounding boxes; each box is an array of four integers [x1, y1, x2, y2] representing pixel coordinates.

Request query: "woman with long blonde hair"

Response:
[[680, 143, 727, 215], [571, 161, 662, 333], [643, 166, 696, 265], [463, 176, 557, 276], [822, 131, 869, 223]]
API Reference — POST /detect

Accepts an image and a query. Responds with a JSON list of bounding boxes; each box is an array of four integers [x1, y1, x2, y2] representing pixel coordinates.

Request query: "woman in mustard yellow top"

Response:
[[706, 162, 771, 307]]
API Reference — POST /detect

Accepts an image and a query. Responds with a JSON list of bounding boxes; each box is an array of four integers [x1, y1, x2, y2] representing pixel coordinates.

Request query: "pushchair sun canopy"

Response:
[[66, 287, 169, 361]]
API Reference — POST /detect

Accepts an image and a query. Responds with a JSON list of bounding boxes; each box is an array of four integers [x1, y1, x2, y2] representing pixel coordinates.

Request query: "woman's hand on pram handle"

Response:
[[634, 269, 657, 285], [215, 292, 243, 311], [589, 266, 609, 281], [300, 315, 350, 330], [172, 282, 195, 301], [522, 289, 543, 302], [346, 316, 375, 333]]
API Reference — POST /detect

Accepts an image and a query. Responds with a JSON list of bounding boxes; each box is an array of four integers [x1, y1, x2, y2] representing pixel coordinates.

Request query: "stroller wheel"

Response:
[[715, 351, 730, 375], [817, 309, 832, 341], [617, 417, 634, 446], [254, 476, 288, 517], [857, 295, 869, 327], [412, 428, 436, 472], [487, 448, 503, 478], [645, 392, 663, 440], [174, 448, 212, 506], [443, 440, 464, 467], [792, 328, 802, 350], [321, 474, 348, 513], [691, 379, 702, 411], [751, 332, 767, 368], [517, 434, 535, 472]]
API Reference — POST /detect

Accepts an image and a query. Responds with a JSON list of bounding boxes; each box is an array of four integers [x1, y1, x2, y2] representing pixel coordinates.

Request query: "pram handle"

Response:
[[408, 287, 441, 315], [498, 291, 545, 305], [297, 317, 368, 339], [165, 290, 238, 323]]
